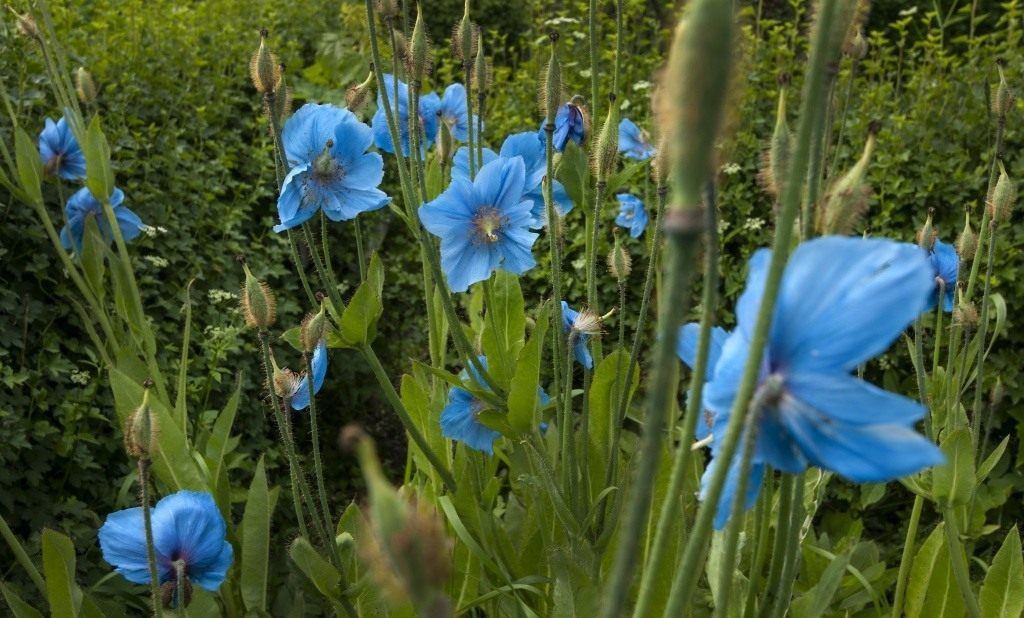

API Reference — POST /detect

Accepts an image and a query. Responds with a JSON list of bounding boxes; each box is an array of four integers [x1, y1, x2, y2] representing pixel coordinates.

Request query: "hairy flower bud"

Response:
[[75, 67, 97, 105], [957, 211, 977, 261], [988, 162, 1017, 223], [300, 304, 328, 353], [990, 377, 1005, 406], [408, 9, 433, 84], [760, 77, 793, 198], [375, 0, 399, 19], [652, 134, 669, 188], [346, 70, 375, 113], [240, 262, 276, 329], [917, 208, 936, 249], [12, 10, 39, 40], [249, 30, 281, 94], [436, 121, 455, 162], [820, 123, 877, 235], [954, 301, 978, 327], [125, 387, 158, 459], [991, 59, 1014, 117], [474, 39, 489, 99], [607, 231, 632, 281], [845, 27, 868, 60], [452, 1, 478, 66], [593, 94, 620, 181], [269, 354, 300, 399], [265, 67, 292, 124], [541, 32, 562, 122]]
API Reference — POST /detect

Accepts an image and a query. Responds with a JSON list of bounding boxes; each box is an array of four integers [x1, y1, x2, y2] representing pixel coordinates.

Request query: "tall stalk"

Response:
[[138, 459, 163, 618]]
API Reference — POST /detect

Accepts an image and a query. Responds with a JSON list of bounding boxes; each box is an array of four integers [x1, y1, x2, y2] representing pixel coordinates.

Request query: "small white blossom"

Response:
[[140, 225, 169, 238], [143, 255, 169, 268], [632, 80, 653, 92], [70, 370, 91, 385], [543, 16, 580, 26], [743, 218, 765, 232], [207, 289, 237, 304], [721, 162, 742, 175]]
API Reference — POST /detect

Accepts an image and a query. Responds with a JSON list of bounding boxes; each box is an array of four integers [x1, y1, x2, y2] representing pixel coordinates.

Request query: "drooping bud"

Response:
[[249, 30, 281, 94], [988, 161, 1017, 223], [408, 8, 433, 84], [240, 261, 276, 330], [956, 210, 977, 261], [991, 59, 1014, 117], [570, 307, 606, 337], [11, 10, 39, 40], [607, 230, 632, 281], [346, 70, 375, 113], [125, 385, 158, 459], [917, 208, 937, 249], [593, 94, 620, 181], [541, 32, 562, 123], [300, 303, 328, 352], [269, 354, 300, 399], [759, 74, 793, 197], [819, 122, 878, 235], [75, 67, 97, 105]]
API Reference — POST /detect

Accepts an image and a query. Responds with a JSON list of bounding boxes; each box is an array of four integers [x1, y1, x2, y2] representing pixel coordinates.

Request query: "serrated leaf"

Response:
[[980, 526, 1024, 618], [507, 302, 549, 433], [241, 457, 273, 614], [933, 429, 975, 507], [13, 128, 43, 206]]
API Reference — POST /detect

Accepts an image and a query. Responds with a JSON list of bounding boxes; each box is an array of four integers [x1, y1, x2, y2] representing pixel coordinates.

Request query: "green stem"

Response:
[[932, 281, 945, 375], [588, 0, 599, 123], [354, 219, 367, 281], [742, 474, 773, 618], [613, 0, 623, 96], [760, 474, 794, 610], [965, 116, 1003, 301], [767, 475, 805, 618], [970, 220, 996, 452], [941, 509, 982, 618], [174, 560, 187, 617], [827, 60, 859, 178], [139, 459, 164, 618], [891, 493, 924, 617], [561, 333, 578, 497], [664, 1, 841, 610], [0, 513, 46, 596], [912, 320, 932, 437], [587, 181, 606, 318], [305, 351, 336, 552], [544, 120, 566, 437], [286, 230, 318, 306], [465, 60, 476, 177], [359, 343, 457, 491]]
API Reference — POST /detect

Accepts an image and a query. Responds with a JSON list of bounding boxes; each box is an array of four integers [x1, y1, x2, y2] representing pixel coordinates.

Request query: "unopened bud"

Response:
[[474, 39, 488, 98], [954, 301, 978, 326], [269, 354, 300, 399], [988, 162, 1017, 223], [453, 1, 478, 66], [760, 80, 793, 197], [845, 27, 868, 60], [240, 262, 276, 329], [376, 0, 400, 19], [917, 208, 937, 249], [956, 211, 977, 261], [125, 387, 158, 459], [990, 377, 1005, 406], [300, 304, 328, 352], [436, 121, 455, 162], [346, 70, 375, 112], [250, 30, 281, 94], [820, 125, 877, 235], [75, 67, 97, 105], [652, 134, 669, 188], [11, 11, 39, 40], [607, 232, 632, 281], [991, 59, 1014, 117], [541, 33, 561, 122], [593, 94, 620, 181], [265, 68, 292, 124], [408, 9, 433, 84], [392, 31, 410, 65]]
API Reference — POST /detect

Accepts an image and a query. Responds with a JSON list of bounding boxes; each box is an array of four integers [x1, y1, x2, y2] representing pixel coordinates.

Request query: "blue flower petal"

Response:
[[150, 491, 232, 590], [452, 146, 498, 183], [291, 339, 328, 411], [99, 507, 167, 584], [785, 370, 926, 426], [282, 103, 351, 166], [475, 157, 526, 213], [441, 387, 500, 454], [928, 239, 959, 313], [618, 118, 656, 161], [614, 193, 649, 238], [701, 455, 765, 530]]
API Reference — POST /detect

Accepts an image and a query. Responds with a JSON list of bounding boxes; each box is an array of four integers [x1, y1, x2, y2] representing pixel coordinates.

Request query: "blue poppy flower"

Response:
[[538, 100, 586, 152], [38, 116, 86, 180], [452, 131, 573, 227], [561, 301, 594, 369], [676, 323, 729, 440], [927, 239, 959, 312], [618, 118, 656, 161], [274, 103, 389, 232], [701, 236, 944, 528], [615, 193, 649, 238], [60, 187, 144, 251], [441, 356, 549, 454], [289, 339, 328, 411], [419, 156, 538, 292], [99, 490, 233, 594], [439, 83, 478, 142], [371, 74, 441, 156]]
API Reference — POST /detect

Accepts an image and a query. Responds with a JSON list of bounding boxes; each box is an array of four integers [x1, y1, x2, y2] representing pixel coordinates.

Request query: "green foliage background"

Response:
[[1, 0, 1022, 607]]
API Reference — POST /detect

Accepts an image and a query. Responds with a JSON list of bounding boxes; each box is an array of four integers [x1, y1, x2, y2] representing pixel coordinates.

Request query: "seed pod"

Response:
[[593, 94, 620, 181], [249, 30, 280, 94], [759, 76, 793, 197], [75, 67, 97, 105], [346, 70, 375, 113], [607, 231, 632, 281], [408, 9, 432, 84], [956, 211, 977, 261], [954, 301, 978, 327], [988, 162, 1017, 223], [917, 208, 936, 250], [820, 124, 877, 235], [269, 354, 300, 399], [991, 59, 1014, 117], [300, 304, 328, 353], [125, 387, 158, 459], [240, 263, 276, 329], [541, 32, 561, 123]]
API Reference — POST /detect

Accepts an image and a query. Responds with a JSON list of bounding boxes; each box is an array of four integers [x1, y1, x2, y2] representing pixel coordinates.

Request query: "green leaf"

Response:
[[205, 379, 241, 514], [980, 526, 1024, 618], [280, 326, 302, 351], [507, 302, 549, 433], [42, 529, 79, 618], [555, 140, 589, 208], [14, 129, 44, 206], [289, 537, 344, 609], [976, 435, 1009, 484], [174, 280, 195, 423], [79, 215, 107, 301], [933, 429, 975, 507], [339, 252, 384, 346], [425, 155, 443, 199], [905, 523, 965, 618], [241, 457, 273, 614], [480, 272, 526, 389], [587, 348, 638, 494], [83, 116, 115, 201], [0, 583, 43, 618], [791, 548, 850, 618]]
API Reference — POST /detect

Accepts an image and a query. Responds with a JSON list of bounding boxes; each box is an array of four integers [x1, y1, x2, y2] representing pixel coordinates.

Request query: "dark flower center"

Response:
[[311, 140, 343, 182], [472, 206, 506, 244]]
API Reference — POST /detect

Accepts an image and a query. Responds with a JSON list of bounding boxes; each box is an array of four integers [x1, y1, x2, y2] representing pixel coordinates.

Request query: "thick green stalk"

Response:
[[891, 493, 924, 617], [359, 344, 457, 490], [742, 474, 773, 618], [941, 508, 982, 618], [613, 0, 623, 96], [970, 220, 997, 450], [587, 181, 606, 318], [632, 185, 718, 617], [766, 476, 805, 618], [464, 61, 476, 176], [588, 0, 599, 123], [760, 474, 794, 609], [0, 512, 46, 595], [139, 459, 164, 618], [175, 561, 186, 618], [305, 351, 335, 550], [932, 281, 946, 375], [664, 1, 841, 611], [964, 118, 1004, 301], [544, 121, 566, 438], [560, 333, 578, 497]]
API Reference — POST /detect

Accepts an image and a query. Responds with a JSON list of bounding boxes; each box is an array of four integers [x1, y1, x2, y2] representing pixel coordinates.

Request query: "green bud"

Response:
[[300, 303, 328, 352], [408, 8, 432, 84], [375, 0, 400, 19], [346, 70, 375, 113], [607, 231, 632, 281], [593, 94, 620, 181], [474, 38, 488, 102], [542, 32, 561, 124], [267, 67, 291, 123], [845, 27, 868, 60], [75, 67, 97, 105], [437, 121, 455, 162], [956, 210, 977, 261], [991, 377, 1006, 406], [917, 208, 936, 250], [453, 0, 477, 66], [11, 10, 39, 40], [760, 76, 793, 198], [240, 262, 276, 330], [125, 386, 158, 459], [820, 124, 877, 235], [988, 161, 1017, 223], [249, 30, 280, 94], [992, 59, 1014, 117]]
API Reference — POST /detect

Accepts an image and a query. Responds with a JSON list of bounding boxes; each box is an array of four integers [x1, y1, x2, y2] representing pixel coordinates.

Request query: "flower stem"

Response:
[[941, 509, 982, 618], [964, 115, 1004, 301], [304, 351, 336, 553], [742, 474, 772, 618], [759, 473, 794, 610], [354, 219, 367, 281], [766, 475, 805, 618], [827, 59, 859, 178], [587, 181, 607, 326], [138, 459, 164, 618], [174, 561, 186, 617], [970, 219, 997, 451], [561, 333, 578, 498], [544, 119, 566, 441], [932, 281, 946, 375], [588, 0, 599, 122], [891, 493, 924, 617]]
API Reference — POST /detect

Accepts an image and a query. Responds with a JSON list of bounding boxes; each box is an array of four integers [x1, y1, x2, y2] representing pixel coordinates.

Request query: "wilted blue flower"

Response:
[[441, 356, 549, 454], [702, 236, 944, 528], [60, 187, 144, 251], [676, 323, 729, 440], [290, 339, 328, 411], [618, 118, 656, 161], [99, 491, 233, 593], [452, 131, 573, 227], [927, 239, 959, 312], [561, 301, 595, 369], [38, 116, 86, 180], [539, 99, 586, 152], [371, 74, 441, 155], [615, 193, 649, 238], [419, 156, 538, 292], [274, 104, 389, 232], [439, 83, 477, 142]]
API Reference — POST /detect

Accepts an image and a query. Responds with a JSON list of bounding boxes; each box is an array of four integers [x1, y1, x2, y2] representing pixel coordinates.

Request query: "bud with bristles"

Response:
[[250, 30, 281, 94], [957, 210, 977, 261], [266, 68, 292, 123], [391, 31, 410, 65], [376, 0, 400, 18], [570, 308, 605, 337], [75, 67, 97, 105], [240, 262, 276, 329], [11, 10, 39, 40], [300, 304, 328, 353], [346, 70, 375, 113], [593, 94, 620, 181], [436, 121, 455, 162], [269, 354, 301, 399], [991, 377, 1005, 406], [954, 301, 978, 326], [845, 27, 868, 60], [607, 230, 632, 281], [819, 123, 878, 235], [991, 59, 1014, 117], [453, 0, 477, 66], [759, 76, 793, 197], [652, 134, 669, 188], [408, 9, 433, 84], [125, 387, 158, 459], [474, 38, 488, 97], [541, 32, 562, 122], [988, 161, 1017, 223], [917, 208, 936, 249]]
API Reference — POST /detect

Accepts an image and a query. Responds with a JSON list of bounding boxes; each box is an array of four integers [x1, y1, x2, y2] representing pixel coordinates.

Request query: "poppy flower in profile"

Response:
[[676, 323, 729, 441], [274, 103, 389, 232], [289, 339, 328, 411], [371, 73, 441, 155], [618, 118, 656, 161], [419, 156, 538, 292], [38, 116, 86, 180], [561, 301, 597, 370], [927, 239, 959, 312], [701, 236, 944, 528], [614, 193, 649, 239], [438, 83, 477, 142], [99, 490, 233, 603], [539, 98, 586, 152], [60, 186, 144, 251]]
